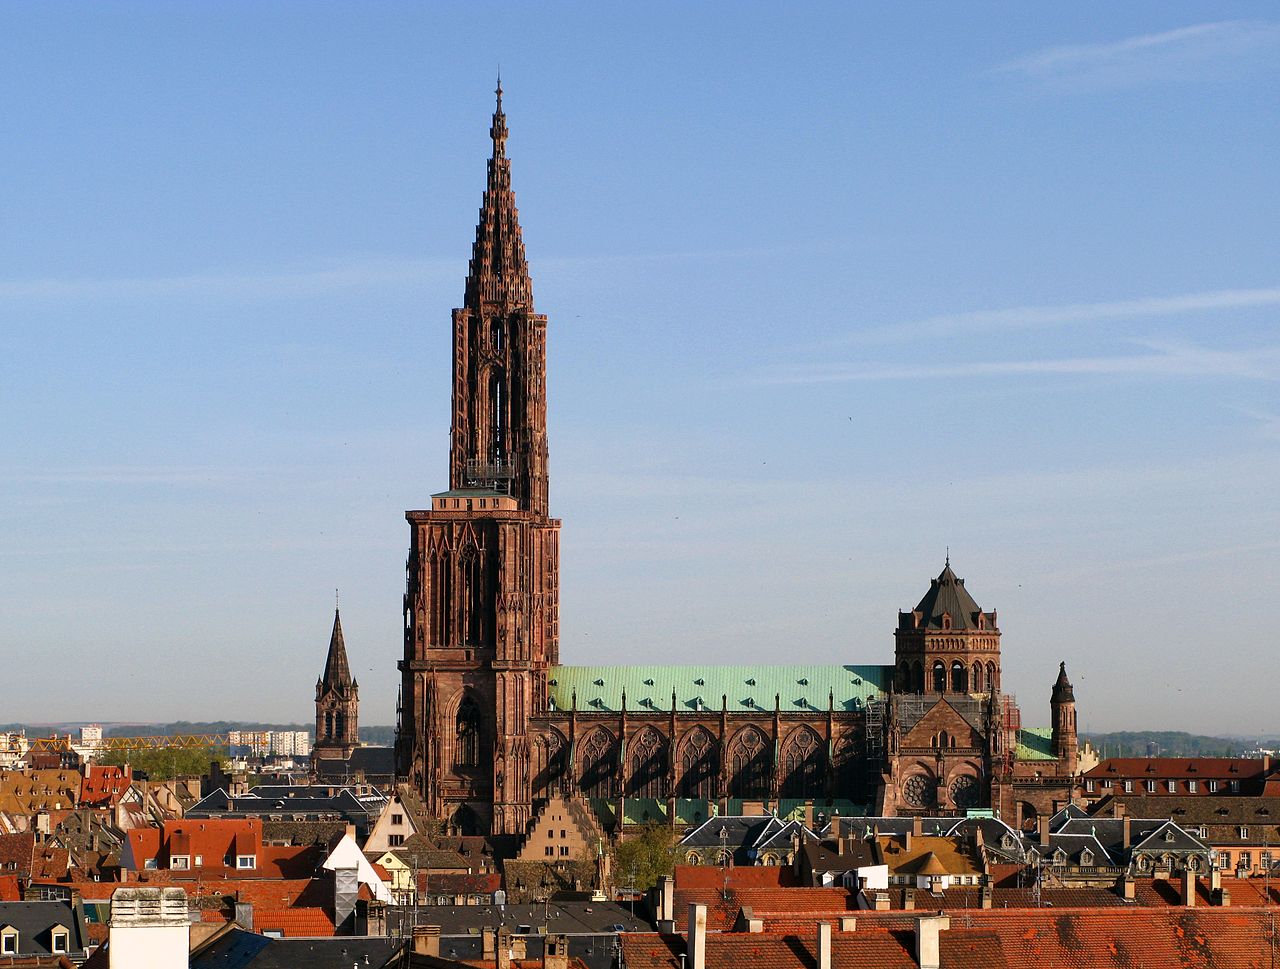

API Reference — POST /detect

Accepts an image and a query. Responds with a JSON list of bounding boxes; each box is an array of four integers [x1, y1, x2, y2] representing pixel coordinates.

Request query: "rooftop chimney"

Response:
[[688, 903, 707, 969], [839, 917, 857, 932], [659, 875, 675, 926], [544, 933, 569, 969], [1117, 874, 1135, 901], [903, 888, 915, 910], [873, 892, 890, 911], [1122, 816, 1131, 851], [915, 914, 951, 969], [912, 816, 923, 837], [1038, 816, 1050, 847], [413, 926, 441, 958], [482, 926, 496, 961], [1183, 870, 1197, 908], [816, 922, 832, 969], [108, 887, 190, 969]]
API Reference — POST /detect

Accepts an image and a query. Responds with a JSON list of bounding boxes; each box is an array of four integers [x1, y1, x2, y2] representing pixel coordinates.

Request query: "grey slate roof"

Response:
[[0, 900, 88, 957], [190, 930, 402, 969], [907, 563, 991, 630]]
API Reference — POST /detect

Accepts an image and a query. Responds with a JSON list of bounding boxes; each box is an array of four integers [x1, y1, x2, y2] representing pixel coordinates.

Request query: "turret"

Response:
[[894, 558, 1000, 697], [1050, 661, 1077, 775]]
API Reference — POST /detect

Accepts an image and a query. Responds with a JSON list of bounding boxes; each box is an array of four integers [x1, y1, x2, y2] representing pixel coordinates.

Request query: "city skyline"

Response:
[[2, 3, 1278, 733]]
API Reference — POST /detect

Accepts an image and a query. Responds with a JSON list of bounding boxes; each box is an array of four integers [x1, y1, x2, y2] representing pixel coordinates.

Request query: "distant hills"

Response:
[[0, 721, 399, 748], [1081, 731, 1271, 759]]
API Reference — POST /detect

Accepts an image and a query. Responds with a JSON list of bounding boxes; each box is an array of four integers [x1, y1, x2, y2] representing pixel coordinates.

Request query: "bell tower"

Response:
[[396, 82, 560, 836], [314, 607, 359, 761]]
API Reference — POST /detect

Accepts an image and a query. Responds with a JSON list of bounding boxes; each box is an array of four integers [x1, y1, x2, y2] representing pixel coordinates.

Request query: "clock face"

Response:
[[903, 773, 938, 808], [950, 774, 979, 809]]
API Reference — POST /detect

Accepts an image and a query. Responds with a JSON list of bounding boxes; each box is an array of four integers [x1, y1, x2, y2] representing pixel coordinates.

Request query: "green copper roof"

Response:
[[547, 665, 889, 714], [1015, 727, 1058, 762]]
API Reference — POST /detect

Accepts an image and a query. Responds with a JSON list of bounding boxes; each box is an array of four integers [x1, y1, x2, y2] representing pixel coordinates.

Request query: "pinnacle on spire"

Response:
[[465, 82, 532, 309], [1051, 661, 1075, 703], [321, 607, 354, 692]]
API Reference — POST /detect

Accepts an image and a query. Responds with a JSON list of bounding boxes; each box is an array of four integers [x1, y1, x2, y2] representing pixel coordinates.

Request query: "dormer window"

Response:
[[941, 613, 952, 630], [170, 854, 190, 870], [1239, 826, 1249, 839], [236, 855, 256, 869], [1052, 849, 1067, 866], [0, 927, 17, 955], [1080, 849, 1094, 866], [50, 926, 69, 954]]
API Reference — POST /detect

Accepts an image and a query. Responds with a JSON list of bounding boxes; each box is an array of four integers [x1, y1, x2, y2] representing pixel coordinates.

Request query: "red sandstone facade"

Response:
[[394, 88, 1078, 837]]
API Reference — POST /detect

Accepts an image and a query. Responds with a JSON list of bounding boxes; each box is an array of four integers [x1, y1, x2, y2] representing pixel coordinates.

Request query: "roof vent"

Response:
[[746, 678, 756, 686], [643, 679, 654, 686], [797, 678, 808, 686], [694, 678, 705, 686], [548, 678, 558, 686], [593, 678, 605, 686]]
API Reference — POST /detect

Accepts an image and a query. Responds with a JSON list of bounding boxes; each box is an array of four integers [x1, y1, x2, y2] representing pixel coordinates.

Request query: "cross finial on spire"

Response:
[[335, 587, 339, 611], [490, 74, 508, 157], [945, 547, 950, 567], [496, 68, 502, 108]]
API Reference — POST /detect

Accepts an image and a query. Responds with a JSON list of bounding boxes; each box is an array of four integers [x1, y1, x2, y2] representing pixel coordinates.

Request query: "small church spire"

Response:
[[321, 607, 353, 691]]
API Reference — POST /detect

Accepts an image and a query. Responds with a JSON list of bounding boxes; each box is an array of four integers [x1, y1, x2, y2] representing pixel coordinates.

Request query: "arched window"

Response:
[[971, 662, 983, 694], [627, 728, 667, 799], [678, 728, 717, 799], [461, 542, 485, 646], [490, 318, 504, 353], [780, 728, 823, 798], [334, 712, 346, 740], [578, 728, 617, 799], [729, 727, 770, 798], [489, 370, 507, 462], [951, 661, 967, 693], [986, 662, 997, 693], [455, 697, 482, 768], [932, 662, 946, 693], [532, 732, 566, 798], [324, 712, 333, 739], [938, 730, 949, 749]]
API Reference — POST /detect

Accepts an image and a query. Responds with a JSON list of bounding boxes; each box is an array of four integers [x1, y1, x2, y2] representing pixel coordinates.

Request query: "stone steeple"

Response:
[[1050, 661, 1078, 774], [448, 79, 550, 515], [315, 607, 359, 759]]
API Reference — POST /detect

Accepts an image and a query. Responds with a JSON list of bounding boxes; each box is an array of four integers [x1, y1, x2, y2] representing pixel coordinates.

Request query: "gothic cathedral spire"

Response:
[[449, 81, 550, 516], [315, 607, 359, 760]]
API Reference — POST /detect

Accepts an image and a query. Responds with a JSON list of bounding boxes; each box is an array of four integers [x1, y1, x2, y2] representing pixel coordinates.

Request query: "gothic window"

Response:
[[461, 542, 485, 646], [455, 697, 482, 769], [902, 773, 938, 808], [324, 712, 333, 740], [951, 661, 967, 693], [334, 712, 346, 741], [937, 730, 949, 749], [532, 732, 566, 798], [972, 662, 983, 694], [489, 370, 507, 462], [627, 728, 668, 799], [490, 318, 504, 353], [949, 773, 979, 809], [932, 662, 946, 693], [578, 728, 617, 799], [729, 727, 770, 799], [780, 727, 823, 798], [430, 545, 452, 646], [986, 662, 996, 693], [678, 728, 717, 799]]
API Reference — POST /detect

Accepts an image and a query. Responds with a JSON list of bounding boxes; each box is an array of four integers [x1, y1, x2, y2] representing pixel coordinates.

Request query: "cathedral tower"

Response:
[[894, 560, 1001, 697], [314, 608, 359, 760], [1050, 661, 1078, 775], [396, 83, 560, 835]]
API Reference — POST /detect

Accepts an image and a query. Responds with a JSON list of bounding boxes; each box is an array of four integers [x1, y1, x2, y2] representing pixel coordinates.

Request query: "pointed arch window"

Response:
[[627, 728, 667, 799], [729, 727, 770, 799], [489, 369, 507, 463], [579, 728, 617, 799], [455, 697, 482, 769], [780, 728, 823, 798], [678, 729, 717, 799], [951, 661, 967, 693], [972, 662, 983, 694]]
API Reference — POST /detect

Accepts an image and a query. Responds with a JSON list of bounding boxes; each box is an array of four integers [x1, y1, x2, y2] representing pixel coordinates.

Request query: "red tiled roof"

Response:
[[253, 906, 335, 937], [0, 874, 21, 901], [30, 845, 70, 881], [673, 865, 796, 890], [673, 886, 857, 931], [1085, 758, 1267, 780], [0, 832, 35, 883], [80, 765, 132, 808], [628, 908, 1280, 969]]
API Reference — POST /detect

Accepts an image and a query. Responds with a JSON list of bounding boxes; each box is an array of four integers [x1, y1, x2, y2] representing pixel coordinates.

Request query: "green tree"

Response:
[[613, 822, 679, 893], [97, 745, 227, 781]]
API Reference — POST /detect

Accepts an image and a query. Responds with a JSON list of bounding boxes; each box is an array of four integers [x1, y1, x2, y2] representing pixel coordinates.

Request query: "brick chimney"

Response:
[[839, 917, 857, 932], [873, 892, 890, 911], [1122, 816, 1131, 851], [413, 926, 441, 957], [980, 879, 993, 910], [1117, 874, 1135, 901], [544, 934, 569, 969], [903, 888, 915, 910], [687, 903, 707, 969], [915, 914, 950, 969], [658, 876, 675, 930], [1183, 870, 1196, 907], [816, 922, 832, 969], [1038, 816, 1050, 848], [482, 926, 496, 961]]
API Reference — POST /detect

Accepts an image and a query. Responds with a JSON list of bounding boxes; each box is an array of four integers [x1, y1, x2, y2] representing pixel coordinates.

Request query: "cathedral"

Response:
[[389, 86, 1078, 838]]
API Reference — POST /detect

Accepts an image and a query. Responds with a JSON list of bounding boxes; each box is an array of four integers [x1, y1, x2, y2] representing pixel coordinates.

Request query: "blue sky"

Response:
[[1, 3, 1277, 733]]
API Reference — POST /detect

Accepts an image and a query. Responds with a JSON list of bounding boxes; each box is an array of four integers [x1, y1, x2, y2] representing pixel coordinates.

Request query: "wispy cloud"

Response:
[[751, 341, 1280, 386], [996, 20, 1280, 87], [850, 286, 1280, 344], [0, 256, 457, 305]]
